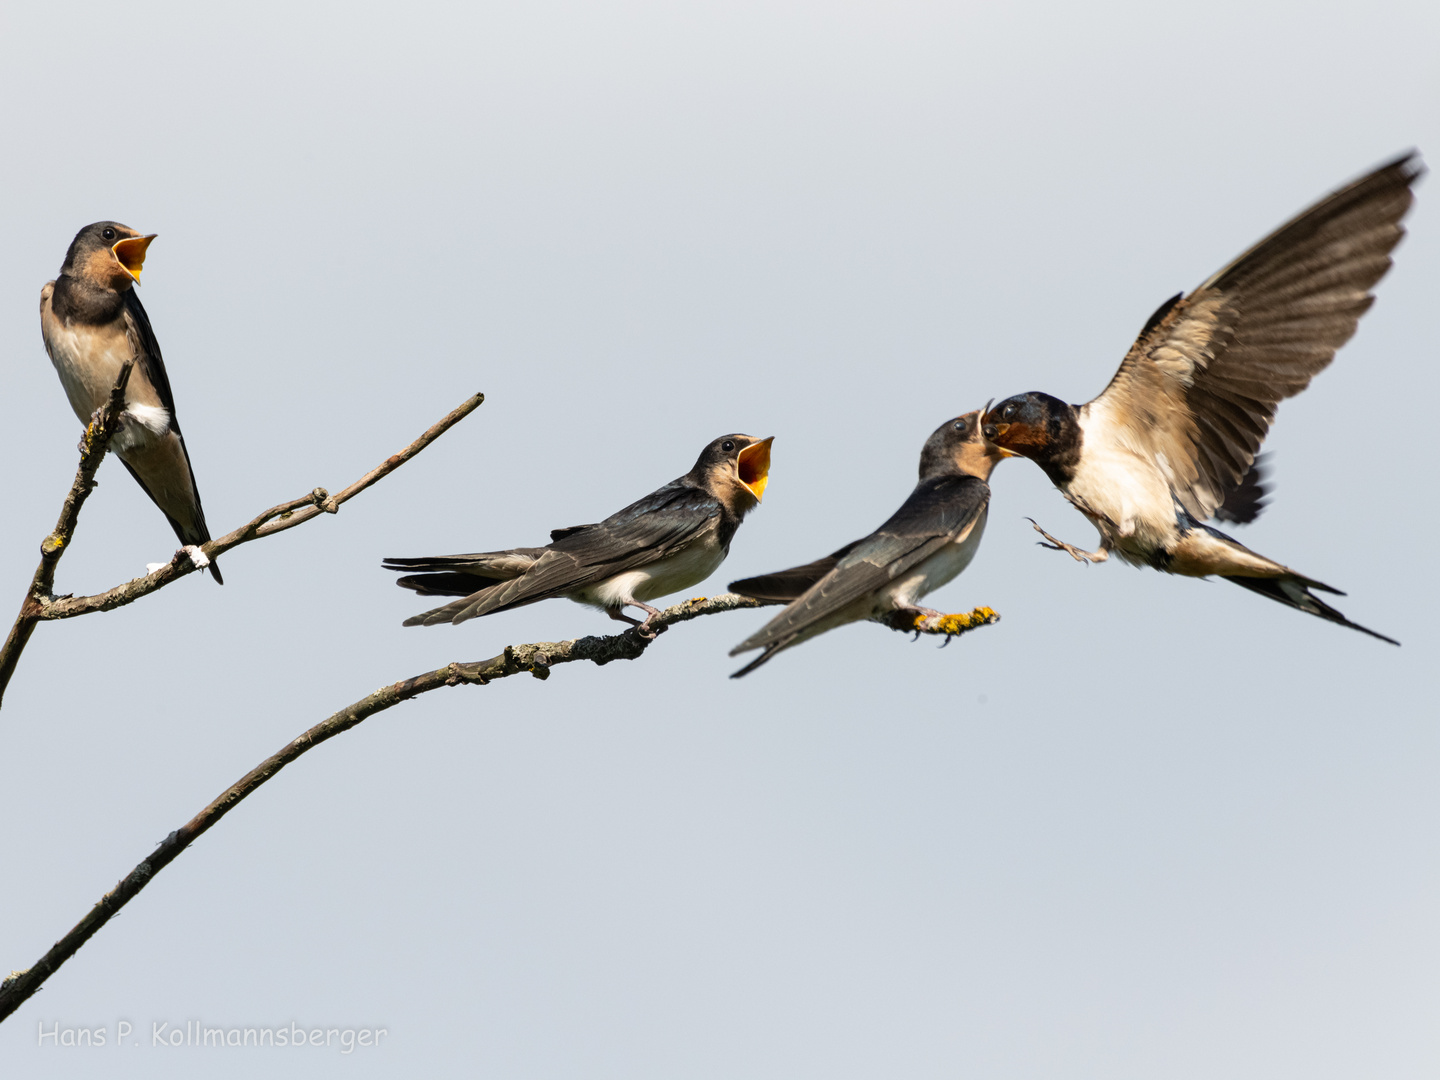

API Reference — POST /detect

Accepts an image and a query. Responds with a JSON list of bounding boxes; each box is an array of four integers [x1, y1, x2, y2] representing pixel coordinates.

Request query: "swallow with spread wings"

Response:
[[983, 153, 1423, 644]]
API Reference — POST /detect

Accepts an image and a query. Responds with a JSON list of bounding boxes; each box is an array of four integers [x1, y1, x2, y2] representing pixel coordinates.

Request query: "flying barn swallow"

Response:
[[727, 411, 1005, 677], [386, 434, 773, 632], [40, 222, 222, 582], [983, 154, 1423, 643]]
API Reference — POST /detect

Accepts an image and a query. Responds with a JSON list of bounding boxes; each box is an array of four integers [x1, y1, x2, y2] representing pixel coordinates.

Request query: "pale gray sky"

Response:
[[2, 1, 1436, 1076]]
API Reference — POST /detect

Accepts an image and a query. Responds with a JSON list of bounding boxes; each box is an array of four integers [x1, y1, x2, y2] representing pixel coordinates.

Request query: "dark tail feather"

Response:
[[1223, 575, 1398, 645], [393, 572, 506, 598], [729, 541, 861, 604], [118, 455, 223, 583], [382, 555, 492, 572], [729, 642, 786, 678]]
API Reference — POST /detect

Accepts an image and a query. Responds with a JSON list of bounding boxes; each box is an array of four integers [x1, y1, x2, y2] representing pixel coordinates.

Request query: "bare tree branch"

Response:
[[0, 363, 134, 707], [0, 392, 484, 707], [0, 592, 997, 1022]]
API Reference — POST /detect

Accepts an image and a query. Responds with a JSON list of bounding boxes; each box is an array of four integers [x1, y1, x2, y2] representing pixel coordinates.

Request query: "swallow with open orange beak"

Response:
[[981, 153, 1424, 644], [386, 434, 773, 633], [39, 221, 222, 582], [727, 411, 1005, 676]]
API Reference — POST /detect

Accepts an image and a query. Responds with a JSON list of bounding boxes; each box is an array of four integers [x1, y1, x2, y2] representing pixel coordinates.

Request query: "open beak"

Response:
[[737, 437, 773, 501], [112, 234, 157, 284]]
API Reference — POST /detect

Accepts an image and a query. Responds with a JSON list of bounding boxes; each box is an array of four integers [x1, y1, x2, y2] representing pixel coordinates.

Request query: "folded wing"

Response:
[[731, 476, 988, 655], [393, 481, 723, 625]]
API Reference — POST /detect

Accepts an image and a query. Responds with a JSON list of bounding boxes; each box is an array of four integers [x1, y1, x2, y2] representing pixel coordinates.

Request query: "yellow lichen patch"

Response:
[[912, 606, 999, 635], [933, 612, 973, 634]]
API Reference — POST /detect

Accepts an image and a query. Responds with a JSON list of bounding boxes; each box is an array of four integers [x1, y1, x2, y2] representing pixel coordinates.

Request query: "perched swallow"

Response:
[[40, 222, 221, 582], [983, 154, 1423, 643], [727, 411, 1004, 677], [386, 434, 773, 630]]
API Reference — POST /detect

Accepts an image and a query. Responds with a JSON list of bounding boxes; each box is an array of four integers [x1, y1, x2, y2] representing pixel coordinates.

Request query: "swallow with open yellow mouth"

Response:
[[40, 222, 222, 582], [727, 411, 1005, 677], [982, 153, 1423, 644], [386, 434, 773, 633]]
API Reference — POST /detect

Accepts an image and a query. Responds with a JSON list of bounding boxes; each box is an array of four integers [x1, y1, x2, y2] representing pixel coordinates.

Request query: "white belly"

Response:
[[42, 305, 170, 453], [1066, 419, 1178, 557], [45, 320, 135, 421], [572, 540, 727, 610]]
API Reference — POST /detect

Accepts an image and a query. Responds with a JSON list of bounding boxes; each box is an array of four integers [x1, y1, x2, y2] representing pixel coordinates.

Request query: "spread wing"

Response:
[[731, 476, 988, 655], [1087, 153, 1420, 522], [401, 480, 723, 625]]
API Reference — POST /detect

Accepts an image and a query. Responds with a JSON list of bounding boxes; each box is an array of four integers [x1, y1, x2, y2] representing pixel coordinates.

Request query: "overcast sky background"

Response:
[[1, 1, 1436, 1076]]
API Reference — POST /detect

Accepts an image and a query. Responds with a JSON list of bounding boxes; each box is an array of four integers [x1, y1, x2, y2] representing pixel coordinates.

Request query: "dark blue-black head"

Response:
[[981, 392, 1077, 464]]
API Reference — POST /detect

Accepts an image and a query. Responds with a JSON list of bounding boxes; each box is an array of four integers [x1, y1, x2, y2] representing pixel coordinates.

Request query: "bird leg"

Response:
[[608, 602, 666, 638], [1026, 518, 1108, 564], [629, 602, 666, 639]]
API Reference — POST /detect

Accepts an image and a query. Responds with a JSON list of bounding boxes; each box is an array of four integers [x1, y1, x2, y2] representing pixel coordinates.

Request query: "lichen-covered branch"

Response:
[[0, 362, 133, 707], [882, 606, 1000, 638], [0, 392, 484, 709], [0, 590, 997, 1022]]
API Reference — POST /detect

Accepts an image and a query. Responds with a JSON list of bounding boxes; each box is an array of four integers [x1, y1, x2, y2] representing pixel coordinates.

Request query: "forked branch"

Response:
[[0, 362, 134, 705], [0, 592, 996, 1021], [0, 391, 484, 708]]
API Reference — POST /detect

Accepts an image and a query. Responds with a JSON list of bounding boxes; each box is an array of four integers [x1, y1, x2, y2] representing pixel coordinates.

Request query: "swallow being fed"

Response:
[[40, 222, 221, 582], [386, 434, 773, 632], [983, 153, 1423, 644], [727, 411, 1005, 677]]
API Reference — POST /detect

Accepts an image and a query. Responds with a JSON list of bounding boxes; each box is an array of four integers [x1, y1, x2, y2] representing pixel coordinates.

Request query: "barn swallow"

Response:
[[386, 434, 773, 631], [982, 153, 1423, 644], [40, 222, 222, 582], [727, 411, 1004, 677]]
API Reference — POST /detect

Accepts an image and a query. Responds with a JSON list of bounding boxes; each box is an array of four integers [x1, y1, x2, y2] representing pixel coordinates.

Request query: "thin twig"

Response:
[[0, 363, 133, 707], [0, 591, 997, 1021], [0, 393, 484, 708]]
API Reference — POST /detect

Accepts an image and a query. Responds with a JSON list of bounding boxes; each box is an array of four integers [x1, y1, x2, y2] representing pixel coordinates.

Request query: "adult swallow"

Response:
[[983, 154, 1423, 644], [386, 434, 773, 631], [727, 411, 1004, 677], [40, 222, 222, 582]]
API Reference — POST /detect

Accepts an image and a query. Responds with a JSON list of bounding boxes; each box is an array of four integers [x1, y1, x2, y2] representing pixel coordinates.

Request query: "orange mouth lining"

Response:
[[738, 438, 773, 500], [112, 234, 156, 281]]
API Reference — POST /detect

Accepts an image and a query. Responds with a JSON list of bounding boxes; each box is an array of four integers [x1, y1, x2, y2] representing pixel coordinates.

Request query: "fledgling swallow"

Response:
[[40, 222, 222, 582], [983, 154, 1424, 644], [386, 434, 773, 632], [727, 411, 1005, 677]]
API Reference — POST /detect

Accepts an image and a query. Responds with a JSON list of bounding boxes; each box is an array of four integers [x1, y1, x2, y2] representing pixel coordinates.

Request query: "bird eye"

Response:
[[102, 227, 116, 241], [1002, 403, 1017, 420], [722, 439, 736, 452], [953, 419, 967, 433]]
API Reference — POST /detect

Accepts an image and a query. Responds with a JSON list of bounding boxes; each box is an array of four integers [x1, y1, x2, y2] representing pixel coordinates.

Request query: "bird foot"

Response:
[[633, 602, 666, 639], [611, 602, 665, 639], [1026, 519, 1107, 564]]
